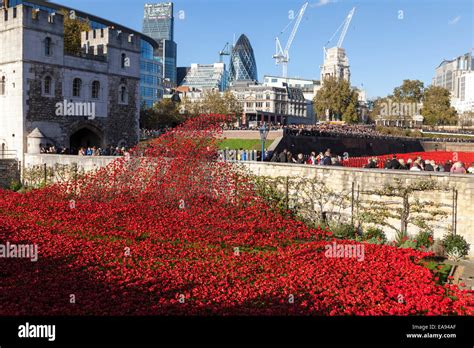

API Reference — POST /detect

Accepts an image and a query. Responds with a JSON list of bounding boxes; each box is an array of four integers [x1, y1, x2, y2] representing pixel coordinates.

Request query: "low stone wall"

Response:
[[239, 162, 474, 257], [0, 159, 20, 189], [24, 154, 118, 172]]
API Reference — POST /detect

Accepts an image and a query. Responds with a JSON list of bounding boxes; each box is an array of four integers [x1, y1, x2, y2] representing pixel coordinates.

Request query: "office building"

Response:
[[433, 52, 474, 114], [180, 63, 228, 91], [263, 75, 319, 121], [229, 34, 258, 83], [229, 83, 307, 125], [142, 3, 177, 86]]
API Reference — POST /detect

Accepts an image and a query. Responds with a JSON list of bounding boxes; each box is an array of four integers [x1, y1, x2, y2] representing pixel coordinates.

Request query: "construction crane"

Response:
[[219, 42, 231, 63], [273, 2, 308, 78], [323, 7, 356, 60]]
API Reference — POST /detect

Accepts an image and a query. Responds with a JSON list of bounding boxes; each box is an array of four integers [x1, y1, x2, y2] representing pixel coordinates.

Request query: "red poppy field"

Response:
[[0, 115, 472, 315]]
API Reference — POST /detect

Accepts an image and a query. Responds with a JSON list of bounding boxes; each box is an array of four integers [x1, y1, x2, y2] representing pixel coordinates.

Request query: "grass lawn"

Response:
[[420, 133, 474, 140], [218, 138, 274, 150]]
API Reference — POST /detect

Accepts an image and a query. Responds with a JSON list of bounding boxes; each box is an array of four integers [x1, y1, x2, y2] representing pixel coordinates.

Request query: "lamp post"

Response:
[[259, 123, 269, 162]]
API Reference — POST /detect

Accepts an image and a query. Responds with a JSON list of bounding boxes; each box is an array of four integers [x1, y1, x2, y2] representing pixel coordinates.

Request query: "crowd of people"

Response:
[[40, 144, 128, 156], [365, 155, 474, 174], [267, 148, 474, 174], [285, 124, 380, 139], [77, 146, 128, 157], [40, 144, 74, 155], [269, 148, 343, 166], [284, 124, 474, 143]]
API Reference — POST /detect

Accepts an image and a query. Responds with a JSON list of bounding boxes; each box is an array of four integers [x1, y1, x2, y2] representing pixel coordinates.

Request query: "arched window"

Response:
[[72, 78, 82, 97], [121, 53, 127, 69], [44, 76, 52, 95], [45, 37, 52, 56], [119, 85, 128, 104], [91, 81, 100, 99]]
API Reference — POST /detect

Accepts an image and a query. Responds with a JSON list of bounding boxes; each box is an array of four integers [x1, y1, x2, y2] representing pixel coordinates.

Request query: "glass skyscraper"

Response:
[[229, 34, 258, 83], [141, 41, 164, 108], [142, 3, 177, 86], [180, 63, 228, 91]]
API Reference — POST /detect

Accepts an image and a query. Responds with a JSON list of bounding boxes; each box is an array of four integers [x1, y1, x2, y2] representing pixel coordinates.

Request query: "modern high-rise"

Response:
[[433, 52, 474, 114], [229, 34, 258, 84], [142, 3, 177, 86], [177, 66, 190, 86], [180, 63, 228, 91]]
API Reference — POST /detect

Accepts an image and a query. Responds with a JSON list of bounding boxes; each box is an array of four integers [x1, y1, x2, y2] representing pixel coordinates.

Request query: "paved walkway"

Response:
[[446, 259, 474, 290]]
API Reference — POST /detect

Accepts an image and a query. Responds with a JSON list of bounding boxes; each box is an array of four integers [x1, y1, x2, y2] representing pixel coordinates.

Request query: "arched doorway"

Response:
[[70, 127, 103, 151]]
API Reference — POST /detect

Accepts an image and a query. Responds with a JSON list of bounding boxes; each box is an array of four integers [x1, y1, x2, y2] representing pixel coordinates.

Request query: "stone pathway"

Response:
[[446, 259, 474, 290]]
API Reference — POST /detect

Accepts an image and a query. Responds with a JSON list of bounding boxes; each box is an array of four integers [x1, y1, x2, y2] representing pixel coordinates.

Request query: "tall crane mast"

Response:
[[323, 7, 356, 60], [218, 42, 231, 63], [273, 2, 308, 78]]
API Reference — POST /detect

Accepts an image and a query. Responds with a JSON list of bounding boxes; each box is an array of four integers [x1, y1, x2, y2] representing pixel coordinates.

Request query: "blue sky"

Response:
[[57, 0, 473, 98]]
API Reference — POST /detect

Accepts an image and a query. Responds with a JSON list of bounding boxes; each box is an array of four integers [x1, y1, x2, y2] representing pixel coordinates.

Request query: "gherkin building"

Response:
[[229, 34, 258, 82]]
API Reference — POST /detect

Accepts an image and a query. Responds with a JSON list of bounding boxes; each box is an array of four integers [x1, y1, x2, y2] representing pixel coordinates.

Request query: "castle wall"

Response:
[[240, 161, 474, 258], [0, 6, 25, 157], [0, 4, 141, 159]]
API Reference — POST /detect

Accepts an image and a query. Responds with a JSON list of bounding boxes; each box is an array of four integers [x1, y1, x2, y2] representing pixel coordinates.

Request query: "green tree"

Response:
[[140, 99, 183, 129], [181, 90, 242, 120], [60, 10, 91, 55], [368, 97, 389, 123], [313, 76, 360, 123], [222, 90, 243, 118], [392, 79, 424, 102], [342, 90, 359, 123], [421, 85, 458, 125], [358, 179, 449, 244], [180, 96, 203, 116]]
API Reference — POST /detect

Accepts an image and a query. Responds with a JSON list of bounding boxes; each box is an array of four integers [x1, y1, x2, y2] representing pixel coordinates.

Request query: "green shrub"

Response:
[[363, 227, 387, 244], [399, 239, 417, 249], [442, 234, 470, 261], [415, 231, 434, 250], [9, 180, 23, 192], [332, 223, 357, 239]]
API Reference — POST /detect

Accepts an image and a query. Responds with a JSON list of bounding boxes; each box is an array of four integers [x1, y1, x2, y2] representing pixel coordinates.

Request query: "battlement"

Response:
[[81, 27, 140, 55], [0, 5, 64, 33]]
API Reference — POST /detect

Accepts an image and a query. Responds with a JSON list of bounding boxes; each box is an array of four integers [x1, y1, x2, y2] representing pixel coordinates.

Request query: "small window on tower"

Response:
[[72, 78, 82, 97], [45, 37, 52, 56], [92, 81, 100, 99], [44, 76, 52, 96]]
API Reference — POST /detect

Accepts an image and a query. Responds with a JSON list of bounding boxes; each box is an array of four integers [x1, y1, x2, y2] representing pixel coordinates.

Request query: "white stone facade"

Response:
[[0, 5, 141, 163]]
